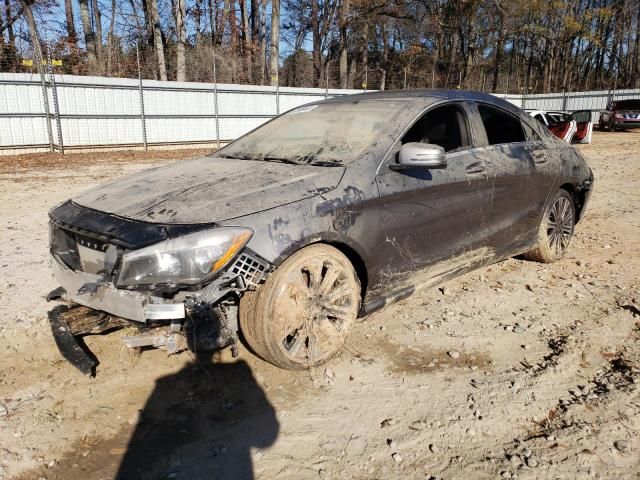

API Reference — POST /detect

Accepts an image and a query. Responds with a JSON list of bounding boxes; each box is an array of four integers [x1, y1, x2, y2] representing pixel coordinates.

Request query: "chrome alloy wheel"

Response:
[[546, 195, 575, 255]]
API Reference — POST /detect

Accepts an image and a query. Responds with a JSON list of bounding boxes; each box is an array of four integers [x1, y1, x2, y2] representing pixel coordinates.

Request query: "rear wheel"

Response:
[[239, 244, 361, 370], [524, 189, 575, 263]]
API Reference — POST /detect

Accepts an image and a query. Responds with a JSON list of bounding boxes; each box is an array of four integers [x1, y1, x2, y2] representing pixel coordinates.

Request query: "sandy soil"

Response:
[[0, 132, 639, 480]]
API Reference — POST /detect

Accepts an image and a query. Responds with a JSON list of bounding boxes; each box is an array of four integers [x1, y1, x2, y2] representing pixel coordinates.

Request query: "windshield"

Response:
[[615, 100, 640, 110], [217, 100, 410, 167]]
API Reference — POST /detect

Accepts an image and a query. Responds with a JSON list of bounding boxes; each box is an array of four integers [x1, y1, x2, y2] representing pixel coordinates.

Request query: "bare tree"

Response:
[[78, 0, 97, 64], [270, 0, 280, 85], [18, 0, 42, 62], [91, 0, 103, 60], [176, 0, 187, 81], [64, 0, 77, 47], [8, 0, 640, 91], [338, 0, 349, 88], [258, 0, 266, 83], [149, 0, 167, 80]]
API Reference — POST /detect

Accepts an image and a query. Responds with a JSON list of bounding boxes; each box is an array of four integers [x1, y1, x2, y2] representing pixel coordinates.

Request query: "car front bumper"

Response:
[[51, 254, 185, 323], [614, 120, 640, 129]]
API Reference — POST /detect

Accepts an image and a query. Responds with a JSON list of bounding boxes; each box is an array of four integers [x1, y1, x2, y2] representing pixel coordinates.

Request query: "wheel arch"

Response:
[[559, 182, 587, 222], [271, 234, 370, 302]]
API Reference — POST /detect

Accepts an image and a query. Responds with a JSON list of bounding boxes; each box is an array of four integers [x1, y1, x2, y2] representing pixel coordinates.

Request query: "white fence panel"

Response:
[[0, 71, 638, 154]]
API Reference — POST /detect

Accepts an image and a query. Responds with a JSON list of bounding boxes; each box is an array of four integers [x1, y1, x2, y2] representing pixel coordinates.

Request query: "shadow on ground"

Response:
[[116, 354, 279, 479]]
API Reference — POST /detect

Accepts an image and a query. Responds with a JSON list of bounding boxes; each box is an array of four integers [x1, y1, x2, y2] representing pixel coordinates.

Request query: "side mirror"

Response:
[[389, 142, 447, 171]]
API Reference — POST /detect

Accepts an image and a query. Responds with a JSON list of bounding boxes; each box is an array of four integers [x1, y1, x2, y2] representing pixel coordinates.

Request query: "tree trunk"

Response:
[[379, 22, 388, 90], [64, 0, 77, 47], [107, 0, 116, 73], [149, 0, 167, 80], [194, 0, 203, 45], [239, 0, 253, 81], [3, 0, 16, 69], [140, 0, 154, 47], [229, 0, 239, 52], [78, 0, 98, 64], [491, 10, 505, 92], [250, 0, 260, 83], [91, 0, 103, 61], [360, 19, 368, 89], [339, 0, 349, 88], [311, 0, 322, 86], [259, 0, 266, 84], [176, 0, 187, 82], [270, 0, 280, 86], [18, 0, 43, 64], [218, 0, 231, 45], [208, 0, 216, 46]]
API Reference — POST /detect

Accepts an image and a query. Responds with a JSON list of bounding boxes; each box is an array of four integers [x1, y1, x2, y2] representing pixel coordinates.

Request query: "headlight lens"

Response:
[[117, 227, 253, 287]]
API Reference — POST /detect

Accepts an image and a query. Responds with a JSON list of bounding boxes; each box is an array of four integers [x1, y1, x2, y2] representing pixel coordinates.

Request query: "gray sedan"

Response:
[[48, 89, 594, 374]]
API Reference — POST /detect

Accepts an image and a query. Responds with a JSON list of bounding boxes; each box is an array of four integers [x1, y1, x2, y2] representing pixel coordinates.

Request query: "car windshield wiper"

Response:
[[217, 153, 255, 160], [217, 153, 299, 164], [260, 156, 300, 165]]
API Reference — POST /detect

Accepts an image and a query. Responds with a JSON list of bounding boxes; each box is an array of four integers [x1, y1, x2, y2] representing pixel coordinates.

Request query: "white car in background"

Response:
[[527, 110, 593, 144]]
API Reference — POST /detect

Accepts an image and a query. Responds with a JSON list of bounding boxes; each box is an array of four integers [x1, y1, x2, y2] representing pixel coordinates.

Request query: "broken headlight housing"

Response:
[[117, 227, 253, 287]]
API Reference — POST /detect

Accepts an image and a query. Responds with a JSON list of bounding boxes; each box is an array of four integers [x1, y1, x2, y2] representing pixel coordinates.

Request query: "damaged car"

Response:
[[527, 109, 593, 144], [48, 90, 593, 374]]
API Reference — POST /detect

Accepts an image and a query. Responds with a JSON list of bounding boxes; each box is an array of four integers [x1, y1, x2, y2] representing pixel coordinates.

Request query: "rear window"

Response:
[[614, 100, 640, 111], [478, 105, 525, 145]]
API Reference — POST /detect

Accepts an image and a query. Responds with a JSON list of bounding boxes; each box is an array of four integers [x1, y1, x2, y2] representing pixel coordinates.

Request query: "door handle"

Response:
[[532, 151, 548, 164], [466, 162, 486, 174]]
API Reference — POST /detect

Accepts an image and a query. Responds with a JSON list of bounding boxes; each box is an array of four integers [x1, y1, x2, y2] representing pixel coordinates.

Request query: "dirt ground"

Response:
[[0, 132, 639, 480]]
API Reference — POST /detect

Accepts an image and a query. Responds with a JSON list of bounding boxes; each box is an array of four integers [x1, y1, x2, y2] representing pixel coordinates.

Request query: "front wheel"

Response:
[[524, 189, 575, 263], [239, 244, 361, 370]]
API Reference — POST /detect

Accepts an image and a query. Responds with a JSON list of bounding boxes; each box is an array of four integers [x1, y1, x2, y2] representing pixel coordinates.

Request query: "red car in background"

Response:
[[599, 99, 640, 131]]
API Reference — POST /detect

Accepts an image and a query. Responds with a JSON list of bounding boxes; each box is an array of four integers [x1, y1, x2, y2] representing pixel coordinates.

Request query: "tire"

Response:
[[239, 244, 361, 370], [524, 189, 576, 263]]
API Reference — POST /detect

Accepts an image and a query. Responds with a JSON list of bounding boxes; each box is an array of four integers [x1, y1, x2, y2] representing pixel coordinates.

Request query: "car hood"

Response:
[[73, 156, 345, 224]]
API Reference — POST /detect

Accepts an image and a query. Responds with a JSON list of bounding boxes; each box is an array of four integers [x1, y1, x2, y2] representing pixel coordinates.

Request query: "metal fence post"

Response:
[[324, 61, 329, 99], [275, 83, 280, 115], [136, 46, 148, 151], [47, 47, 64, 154], [212, 46, 220, 149], [36, 46, 54, 152]]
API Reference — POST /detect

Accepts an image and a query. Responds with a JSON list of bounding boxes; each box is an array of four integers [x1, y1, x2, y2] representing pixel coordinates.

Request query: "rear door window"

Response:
[[521, 121, 542, 142], [477, 105, 526, 145]]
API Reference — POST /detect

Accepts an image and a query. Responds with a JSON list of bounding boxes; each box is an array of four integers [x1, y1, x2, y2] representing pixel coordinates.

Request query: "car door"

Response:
[[570, 110, 593, 143], [468, 102, 551, 253], [371, 101, 495, 294]]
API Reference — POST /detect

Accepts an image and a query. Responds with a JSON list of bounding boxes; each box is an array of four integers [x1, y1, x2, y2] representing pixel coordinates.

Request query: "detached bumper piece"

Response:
[[48, 302, 129, 376]]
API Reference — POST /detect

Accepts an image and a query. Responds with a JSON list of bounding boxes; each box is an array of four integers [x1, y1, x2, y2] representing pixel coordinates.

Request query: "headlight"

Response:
[[117, 227, 253, 287]]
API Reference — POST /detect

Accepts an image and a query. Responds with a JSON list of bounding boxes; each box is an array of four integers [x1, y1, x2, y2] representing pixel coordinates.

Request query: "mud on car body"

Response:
[[48, 89, 594, 375]]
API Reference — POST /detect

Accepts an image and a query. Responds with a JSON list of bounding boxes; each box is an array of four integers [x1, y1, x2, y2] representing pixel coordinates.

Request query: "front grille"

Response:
[[50, 223, 107, 275], [227, 251, 271, 287], [75, 233, 109, 252], [74, 233, 108, 274]]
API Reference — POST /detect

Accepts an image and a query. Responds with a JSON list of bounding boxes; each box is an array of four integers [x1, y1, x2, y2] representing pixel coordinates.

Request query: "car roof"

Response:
[[315, 89, 523, 114]]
